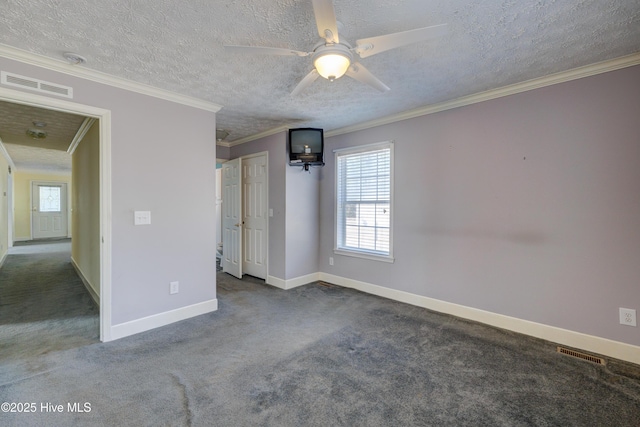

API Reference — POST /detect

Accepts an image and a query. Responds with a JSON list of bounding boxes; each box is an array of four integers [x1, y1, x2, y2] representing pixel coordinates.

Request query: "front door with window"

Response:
[[32, 181, 68, 240]]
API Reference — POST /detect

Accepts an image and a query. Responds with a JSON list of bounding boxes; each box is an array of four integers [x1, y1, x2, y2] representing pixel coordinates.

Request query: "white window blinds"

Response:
[[336, 142, 393, 259]]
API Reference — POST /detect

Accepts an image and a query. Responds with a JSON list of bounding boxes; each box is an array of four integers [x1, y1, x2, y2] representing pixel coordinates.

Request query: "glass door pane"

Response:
[[39, 185, 62, 212]]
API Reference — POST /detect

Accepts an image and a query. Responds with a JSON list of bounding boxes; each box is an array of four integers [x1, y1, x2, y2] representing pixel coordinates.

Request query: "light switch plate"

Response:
[[134, 211, 151, 225]]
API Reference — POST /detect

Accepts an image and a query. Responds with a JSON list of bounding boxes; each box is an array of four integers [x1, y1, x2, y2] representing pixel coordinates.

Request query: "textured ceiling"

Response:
[[0, 101, 85, 173], [0, 0, 639, 145], [2, 142, 73, 175], [0, 101, 85, 151]]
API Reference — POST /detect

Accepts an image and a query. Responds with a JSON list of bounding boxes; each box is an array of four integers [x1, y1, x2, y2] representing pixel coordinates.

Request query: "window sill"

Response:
[[333, 248, 395, 263]]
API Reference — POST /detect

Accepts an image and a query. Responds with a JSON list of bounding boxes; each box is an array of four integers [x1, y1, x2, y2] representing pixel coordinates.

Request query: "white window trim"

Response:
[[334, 140, 394, 263]]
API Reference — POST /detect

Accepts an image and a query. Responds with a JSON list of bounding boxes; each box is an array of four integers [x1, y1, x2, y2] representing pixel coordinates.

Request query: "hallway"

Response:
[[0, 239, 99, 381]]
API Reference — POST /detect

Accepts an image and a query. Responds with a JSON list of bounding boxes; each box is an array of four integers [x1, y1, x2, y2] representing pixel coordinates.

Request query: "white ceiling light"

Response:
[[313, 45, 352, 81], [27, 128, 47, 139]]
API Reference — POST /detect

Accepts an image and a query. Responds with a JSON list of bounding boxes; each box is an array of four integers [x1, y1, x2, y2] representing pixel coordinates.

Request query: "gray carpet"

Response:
[[0, 240, 99, 379], [1, 244, 639, 426]]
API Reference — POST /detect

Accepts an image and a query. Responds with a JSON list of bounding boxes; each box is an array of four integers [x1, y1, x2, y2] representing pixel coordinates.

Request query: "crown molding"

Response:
[[219, 125, 290, 147], [0, 44, 223, 113], [67, 117, 97, 154], [326, 53, 640, 138], [11, 166, 72, 176], [216, 52, 640, 145]]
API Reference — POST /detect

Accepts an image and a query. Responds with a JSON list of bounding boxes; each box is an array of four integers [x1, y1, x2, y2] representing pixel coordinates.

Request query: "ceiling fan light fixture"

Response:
[[27, 128, 47, 139], [313, 45, 352, 81]]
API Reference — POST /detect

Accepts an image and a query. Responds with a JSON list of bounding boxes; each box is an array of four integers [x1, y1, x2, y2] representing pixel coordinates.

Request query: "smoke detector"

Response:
[[63, 52, 87, 65]]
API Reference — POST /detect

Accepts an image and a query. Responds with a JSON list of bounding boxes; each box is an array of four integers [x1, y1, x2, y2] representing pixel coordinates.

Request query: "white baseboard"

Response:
[[71, 257, 99, 306], [110, 298, 218, 340], [319, 272, 640, 366], [0, 250, 6, 270], [14, 237, 30, 242], [267, 272, 321, 290]]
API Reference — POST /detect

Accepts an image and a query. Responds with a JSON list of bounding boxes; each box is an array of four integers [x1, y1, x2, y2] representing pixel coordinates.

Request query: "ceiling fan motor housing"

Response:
[[312, 43, 353, 81]]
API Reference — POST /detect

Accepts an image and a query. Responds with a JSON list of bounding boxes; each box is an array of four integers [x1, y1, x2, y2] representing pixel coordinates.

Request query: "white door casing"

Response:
[[222, 158, 242, 279], [31, 181, 68, 239], [242, 154, 267, 279], [1, 85, 112, 342]]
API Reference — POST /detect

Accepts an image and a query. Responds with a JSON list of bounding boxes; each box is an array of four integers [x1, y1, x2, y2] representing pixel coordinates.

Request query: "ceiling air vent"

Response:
[[1, 71, 73, 98]]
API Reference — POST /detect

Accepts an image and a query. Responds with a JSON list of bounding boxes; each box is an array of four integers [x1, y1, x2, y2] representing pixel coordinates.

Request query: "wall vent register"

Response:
[[1, 71, 73, 98]]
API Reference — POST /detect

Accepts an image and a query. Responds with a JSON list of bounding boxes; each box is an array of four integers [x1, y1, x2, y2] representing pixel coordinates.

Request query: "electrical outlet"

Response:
[[170, 281, 179, 295], [329, 257, 334, 266], [619, 308, 637, 327]]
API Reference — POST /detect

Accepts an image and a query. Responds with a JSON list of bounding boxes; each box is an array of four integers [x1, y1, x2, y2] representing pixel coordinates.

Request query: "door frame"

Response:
[[240, 151, 269, 280], [0, 86, 113, 342], [30, 180, 69, 240]]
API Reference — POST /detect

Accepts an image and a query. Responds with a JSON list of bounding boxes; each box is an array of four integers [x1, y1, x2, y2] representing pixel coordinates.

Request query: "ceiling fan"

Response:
[[224, 0, 446, 95]]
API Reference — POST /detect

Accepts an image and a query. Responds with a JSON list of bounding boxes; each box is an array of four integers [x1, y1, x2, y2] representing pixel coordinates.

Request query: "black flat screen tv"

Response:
[[288, 128, 324, 168]]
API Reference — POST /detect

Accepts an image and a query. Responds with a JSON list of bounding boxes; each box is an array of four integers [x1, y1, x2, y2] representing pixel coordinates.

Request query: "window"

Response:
[[335, 141, 393, 262], [38, 185, 62, 212]]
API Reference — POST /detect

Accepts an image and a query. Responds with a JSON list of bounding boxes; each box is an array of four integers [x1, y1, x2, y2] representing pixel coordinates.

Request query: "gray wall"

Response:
[[1, 57, 218, 326], [216, 144, 231, 160], [320, 65, 640, 347], [285, 164, 320, 279]]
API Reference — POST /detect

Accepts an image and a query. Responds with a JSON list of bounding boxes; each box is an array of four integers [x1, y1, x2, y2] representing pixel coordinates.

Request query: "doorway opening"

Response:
[[0, 87, 112, 341]]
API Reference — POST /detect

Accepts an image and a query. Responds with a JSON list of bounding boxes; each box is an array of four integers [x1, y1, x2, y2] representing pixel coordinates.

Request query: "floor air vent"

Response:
[[557, 347, 606, 365], [316, 282, 335, 288], [1, 71, 73, 98]]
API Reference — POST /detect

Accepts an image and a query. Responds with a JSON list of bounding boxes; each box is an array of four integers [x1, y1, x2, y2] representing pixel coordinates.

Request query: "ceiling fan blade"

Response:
[[291, 69, 320, 96], [224, 45, 310, 57], [346, 62, 390, 92], [311, 0, 340, 43], [354, 23, 447, 58]]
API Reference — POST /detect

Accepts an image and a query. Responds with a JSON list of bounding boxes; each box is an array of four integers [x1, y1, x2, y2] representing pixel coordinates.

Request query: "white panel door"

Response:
[[242, 155, 267, 279], [222, 158, 242, 279], [32, 181, 68, 240]]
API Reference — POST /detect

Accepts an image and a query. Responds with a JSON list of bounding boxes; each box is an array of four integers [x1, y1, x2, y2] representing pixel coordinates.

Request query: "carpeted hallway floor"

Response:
[[1, 241, 639, 426], [0, 239, 99, 380]]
